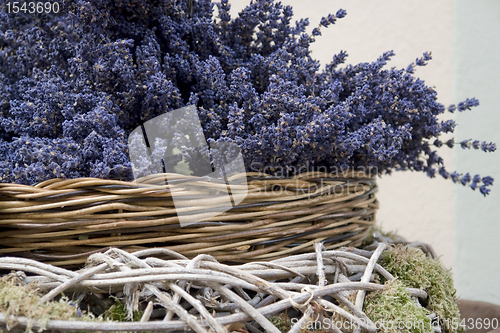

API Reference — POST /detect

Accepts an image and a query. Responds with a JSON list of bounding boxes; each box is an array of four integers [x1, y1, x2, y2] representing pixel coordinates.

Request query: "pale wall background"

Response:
[[453, 0, 500, 305], [226, 0, 499, 304]]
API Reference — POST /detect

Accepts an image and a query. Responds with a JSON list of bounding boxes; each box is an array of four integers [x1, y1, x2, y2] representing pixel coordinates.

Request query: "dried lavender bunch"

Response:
[[0, 0, 495, 195]]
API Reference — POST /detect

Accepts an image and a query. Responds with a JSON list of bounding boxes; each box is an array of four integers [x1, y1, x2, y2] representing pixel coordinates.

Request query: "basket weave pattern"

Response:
[[0, 171, 378, 266]]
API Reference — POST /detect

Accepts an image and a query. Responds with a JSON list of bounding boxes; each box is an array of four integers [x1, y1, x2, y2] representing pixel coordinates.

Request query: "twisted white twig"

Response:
[[0, 245, 428, 333]]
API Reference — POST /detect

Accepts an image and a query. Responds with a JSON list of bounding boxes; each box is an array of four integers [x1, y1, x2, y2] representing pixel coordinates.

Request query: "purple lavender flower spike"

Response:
[[480, 185, 491, 196], [481, 141, 496, 152], [460, 173, 471, 186], [0, 0, 493, 195], [457, 97, 480, 112], [460, 139, 471, 149], [482, 176, 494, 186], [439, 167, 450, 179], [471, 175, 482, 190]]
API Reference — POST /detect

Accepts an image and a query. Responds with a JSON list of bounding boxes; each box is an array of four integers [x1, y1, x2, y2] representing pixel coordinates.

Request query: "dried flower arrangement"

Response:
[[0, 0, 495, 195]]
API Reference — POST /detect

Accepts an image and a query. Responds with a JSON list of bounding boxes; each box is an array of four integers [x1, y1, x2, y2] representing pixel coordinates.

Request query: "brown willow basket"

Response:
[[0, 170, 378, 266]]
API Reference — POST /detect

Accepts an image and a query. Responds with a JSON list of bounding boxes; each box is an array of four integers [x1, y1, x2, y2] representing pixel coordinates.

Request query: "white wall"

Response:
[[226, 0, 499, 304], [453, 0, 500, 305]]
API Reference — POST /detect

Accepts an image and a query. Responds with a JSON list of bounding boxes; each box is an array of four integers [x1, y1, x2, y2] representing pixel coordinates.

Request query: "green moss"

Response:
[[380, 245, 462, 333], [0, 274, 95, 333], [268, 313, 291, 333], [102, 296, 143, 322], [364, 279, 433, 333], [0, 274, 147, 333]]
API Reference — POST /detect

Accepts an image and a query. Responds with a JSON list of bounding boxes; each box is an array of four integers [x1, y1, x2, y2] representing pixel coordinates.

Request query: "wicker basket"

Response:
[[0, 170, 378, 266]]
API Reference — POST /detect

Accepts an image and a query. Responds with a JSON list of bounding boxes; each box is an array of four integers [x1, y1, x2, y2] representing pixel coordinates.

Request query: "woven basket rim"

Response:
[[0, 171, 378, 266]]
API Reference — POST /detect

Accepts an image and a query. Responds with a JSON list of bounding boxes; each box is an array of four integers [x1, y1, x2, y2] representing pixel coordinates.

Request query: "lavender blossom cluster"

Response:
[[0, 0, 495, 195]]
